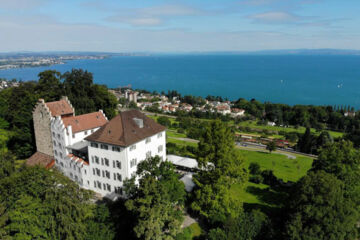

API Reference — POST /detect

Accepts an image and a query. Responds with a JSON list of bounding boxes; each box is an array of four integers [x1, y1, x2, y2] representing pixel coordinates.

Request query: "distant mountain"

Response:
[[179, 49, 360, 56]]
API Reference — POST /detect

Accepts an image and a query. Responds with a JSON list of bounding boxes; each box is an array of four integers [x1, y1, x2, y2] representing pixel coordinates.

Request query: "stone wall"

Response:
[[33, 99, 54, 157]]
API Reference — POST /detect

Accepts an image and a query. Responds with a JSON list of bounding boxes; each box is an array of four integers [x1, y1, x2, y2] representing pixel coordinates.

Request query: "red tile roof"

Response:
[[46, 99, 74, 117], [85, 110, 166, 147], [62, 111, 108, 133], [26, 152, 55, 169], [67, 154, 89, 166]]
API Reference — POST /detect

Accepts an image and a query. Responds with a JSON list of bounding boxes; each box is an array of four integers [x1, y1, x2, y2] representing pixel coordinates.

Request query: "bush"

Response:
[[177, 128, 185, 134], [261, 170, 278, 186], [157, 116, 171, 127], [249, 162, 261, 175], [249, 175, 263, 184]]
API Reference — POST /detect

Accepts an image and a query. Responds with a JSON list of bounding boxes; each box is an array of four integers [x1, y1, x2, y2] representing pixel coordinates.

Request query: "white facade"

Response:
[[51, 113, 166, 199], [51, 115, 103, 189], [86, 130, 166, 197]]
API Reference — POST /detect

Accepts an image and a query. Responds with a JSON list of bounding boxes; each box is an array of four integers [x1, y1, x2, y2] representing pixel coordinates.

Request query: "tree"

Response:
[[36, 70, 63, 101], [157, 116, 171, 127], [0, 166, 94, 240], [249, 162, 261, 175], [266, 141, 277, 153], [208, 210, 268, 240], [285, 171, 358, 240], [86, 204, 115, 240], [312, 141, 360, 207], [191, 120, 247, 224], [124, 156, 185, 240], [297, 127, 314, 154]]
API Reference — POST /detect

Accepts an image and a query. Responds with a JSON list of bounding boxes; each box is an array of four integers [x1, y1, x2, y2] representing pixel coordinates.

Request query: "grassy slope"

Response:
[[239, 149, 313, 182]]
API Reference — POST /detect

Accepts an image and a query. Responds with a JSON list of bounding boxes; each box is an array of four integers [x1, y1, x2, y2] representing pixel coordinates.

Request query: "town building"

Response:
[[28, 97, 167, 200], [27, 97, 75, 168]]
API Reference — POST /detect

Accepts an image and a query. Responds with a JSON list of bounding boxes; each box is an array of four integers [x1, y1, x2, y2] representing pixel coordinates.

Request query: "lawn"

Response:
[[238, 120, 343, 138], [167, 137, 198, 148], [238, 149, 313, 182], [166, 130, 187, 138]]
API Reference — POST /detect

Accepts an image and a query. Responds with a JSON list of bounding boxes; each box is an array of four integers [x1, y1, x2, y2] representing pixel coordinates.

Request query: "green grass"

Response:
[[188, 223, 202, 238], [166, 130, 187, 138], [167, 138, 198, 149], [239, 149, 313, 182], [238, 120, 343, 138]]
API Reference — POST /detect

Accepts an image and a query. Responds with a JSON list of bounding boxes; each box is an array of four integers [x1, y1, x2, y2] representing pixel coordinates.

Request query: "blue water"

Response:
[[1, 55, 360, 108]]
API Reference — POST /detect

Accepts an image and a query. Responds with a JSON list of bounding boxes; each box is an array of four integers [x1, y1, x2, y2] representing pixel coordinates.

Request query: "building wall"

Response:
[[86, 130, 166, 197], [33, 99, 54, 156], [51, 116, 101, 188]]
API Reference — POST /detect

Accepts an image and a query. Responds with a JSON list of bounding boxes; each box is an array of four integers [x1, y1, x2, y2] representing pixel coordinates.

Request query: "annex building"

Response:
[[27, 97, 166, 199]]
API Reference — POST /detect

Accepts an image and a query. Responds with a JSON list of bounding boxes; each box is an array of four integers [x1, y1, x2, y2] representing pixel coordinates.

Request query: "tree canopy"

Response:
[[124, 156, 186, 240]]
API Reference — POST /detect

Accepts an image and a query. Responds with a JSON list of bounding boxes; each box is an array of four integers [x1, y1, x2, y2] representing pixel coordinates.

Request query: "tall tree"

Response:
[[192, 120, 247, 224], [285, 171, 358, 240], [124, 156, 185, 240]]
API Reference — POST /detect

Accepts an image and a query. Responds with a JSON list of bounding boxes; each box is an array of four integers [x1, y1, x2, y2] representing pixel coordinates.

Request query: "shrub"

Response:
[[249, 162, 261, 175]]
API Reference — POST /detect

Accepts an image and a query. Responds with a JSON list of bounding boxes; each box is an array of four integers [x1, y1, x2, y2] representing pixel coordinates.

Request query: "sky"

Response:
[[1, 0, 360, 52]]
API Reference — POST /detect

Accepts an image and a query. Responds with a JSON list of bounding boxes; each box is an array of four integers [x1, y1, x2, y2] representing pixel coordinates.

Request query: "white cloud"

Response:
[[249, 11, 300, 23], [105, 4, 202, 27], [0, 15, 359, 52]]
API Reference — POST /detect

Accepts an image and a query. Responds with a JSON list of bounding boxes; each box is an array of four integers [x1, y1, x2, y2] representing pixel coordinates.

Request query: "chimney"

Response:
[[133, 118, 144, 128]]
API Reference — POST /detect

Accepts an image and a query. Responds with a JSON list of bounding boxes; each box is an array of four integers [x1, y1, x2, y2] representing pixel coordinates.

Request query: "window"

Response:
[[117, 173, 122, 182], [55, 159, 59, 164], [59, 143, 62, 149], [75, 175, 78, 181], [97, 181, 102, 189], [102, 170, 105, 177], [52, 132, 55, 137], [158, 145, 163, 153], [93, 168, 95, 175], [84, 131, 88, 135], [130, 145, 136, 151], [54, 150, 58, 156], [146, 151, 151, 158], [84, 170, 87, 175], [145, 137, 151, 144], [101, 144, 108, 150], [94, 181, 96, 188], [57, 134, 60, 139], [115, 187, 123, 195], [107, 184, 111, 192], [87, 180, 89, 185], [106, 171, 110, 179], [73, 165, 76, 170], [53, 141, 57, 146], [113, 173, 116, 180], [59, 152, 63, 158], [113, 160, 115, 168], [157, 132, 163, 138], [104, 158, 109, 166], [112, 146, 121, 152], [60, 162, 64, 167], [103, 183, 106, 190], [72, 134, 75, 139], [91, 142, 98, 148], [91, 156, 94, 163], [130, 158, 137, 168], [96, 168, 100, 176], [95, 156, 99, 164], [70, 173, 73, 178], [101, 158, 104, 165], [116, 160, 121, 169], [78, 167, 81, 173], [91, 129, 94, 133]]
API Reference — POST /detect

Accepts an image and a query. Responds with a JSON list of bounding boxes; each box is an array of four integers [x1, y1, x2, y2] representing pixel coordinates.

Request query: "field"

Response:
[[237, 120, 343, 138], [239, 149, 313, 182]]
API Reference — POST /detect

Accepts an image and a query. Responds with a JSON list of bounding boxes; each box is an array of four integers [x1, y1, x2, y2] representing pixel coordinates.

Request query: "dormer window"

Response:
[[133, 118, 144, 128], [145, 137, 151, 144]]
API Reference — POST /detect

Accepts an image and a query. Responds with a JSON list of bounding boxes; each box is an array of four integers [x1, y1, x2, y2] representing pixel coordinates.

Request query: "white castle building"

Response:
[[27, 97, 166, 199]]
